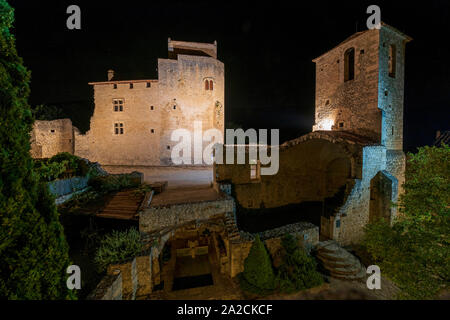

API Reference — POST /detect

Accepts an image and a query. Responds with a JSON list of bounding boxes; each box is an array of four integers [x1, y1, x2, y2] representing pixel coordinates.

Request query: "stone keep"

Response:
[[74, 39, 225, 166]]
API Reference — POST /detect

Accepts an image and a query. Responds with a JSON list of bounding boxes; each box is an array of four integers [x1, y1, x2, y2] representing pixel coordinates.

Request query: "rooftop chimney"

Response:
[[107, 69, 114, 81]]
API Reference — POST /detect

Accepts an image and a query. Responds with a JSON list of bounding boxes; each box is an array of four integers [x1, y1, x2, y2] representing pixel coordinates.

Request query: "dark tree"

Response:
[[0, 0, 72, 299]]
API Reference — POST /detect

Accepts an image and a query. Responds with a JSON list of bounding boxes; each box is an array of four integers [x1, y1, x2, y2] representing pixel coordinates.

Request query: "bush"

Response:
[[239, 235, 275, 295], [94, 228, 143, 272], [275, 234, 323, 293], [363, 144, 450, 299]]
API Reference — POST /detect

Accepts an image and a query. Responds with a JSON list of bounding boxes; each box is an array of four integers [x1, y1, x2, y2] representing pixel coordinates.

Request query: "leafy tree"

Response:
[[240, 235, 275, 294], [276, 234, 323, 293], [364, 144, 449, 299], [0, 1, 73, 299]]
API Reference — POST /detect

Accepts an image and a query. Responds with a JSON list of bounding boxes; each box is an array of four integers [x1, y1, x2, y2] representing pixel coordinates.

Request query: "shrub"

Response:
[[94, 228, 143, 272], [275, 234, 323, 293], [239, 235, 275, 295]]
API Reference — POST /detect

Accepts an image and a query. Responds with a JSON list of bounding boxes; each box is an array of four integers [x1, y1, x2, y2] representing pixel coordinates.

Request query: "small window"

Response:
[[250, 160, 260, 181], [113, 84, 117, 89], [325, 100, 330, 106], [205, 80, 209, 90], [360, 49, 365, 54], [150, 105, 154, 110], [129, 83, 133, 89], [146, 82, 151, 88], [173, 105, 176, 110], [113, 99, 124, 112], [336, 219, 341, 228], [151, 129, 154, 133], [167, 145, 170, 150], [344, 48, 355, 82], [114, 123, 124, 135], [50, 129, 55, 133], [339, 122, 344, 128], [385, 90, 388, 97], [388, 44, 396, 78], [209, 80, 213, 90], [392, 126, 394, 136]]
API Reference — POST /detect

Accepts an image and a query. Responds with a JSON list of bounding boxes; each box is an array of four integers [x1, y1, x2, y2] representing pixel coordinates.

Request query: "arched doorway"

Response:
[[369, 171, 398, 223]]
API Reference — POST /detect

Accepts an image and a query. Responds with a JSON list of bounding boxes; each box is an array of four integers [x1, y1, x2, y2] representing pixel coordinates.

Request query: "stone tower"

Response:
[[312, 23, 412, 192], [312, 23, 411, 147]]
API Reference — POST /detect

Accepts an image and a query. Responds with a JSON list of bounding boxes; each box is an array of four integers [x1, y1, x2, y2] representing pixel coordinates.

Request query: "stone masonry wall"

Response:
[[30, 119, 74, 158], [139, 197, 234, 233], [74, 45, 224, 166], [312, 29, 381, 141]]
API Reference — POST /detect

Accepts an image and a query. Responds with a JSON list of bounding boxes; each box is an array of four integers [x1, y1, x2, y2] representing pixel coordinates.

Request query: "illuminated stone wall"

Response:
[[74, 41, 224, 166], [30, 119, 74, 158]]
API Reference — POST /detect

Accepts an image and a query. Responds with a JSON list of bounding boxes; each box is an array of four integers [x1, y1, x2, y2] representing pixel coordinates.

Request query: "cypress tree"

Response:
[[0, 0, 72, 299]]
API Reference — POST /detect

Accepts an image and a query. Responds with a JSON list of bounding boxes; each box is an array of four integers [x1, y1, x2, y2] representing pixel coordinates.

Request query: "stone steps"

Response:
[[316, 240, 365, 281]]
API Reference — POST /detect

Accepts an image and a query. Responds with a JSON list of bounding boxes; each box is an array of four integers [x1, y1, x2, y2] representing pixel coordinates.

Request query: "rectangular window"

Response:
[[113, 99, 124, 112], [344, 48, 355, 82], [389, 44, 396, 78], [250, 160, 260, 181], [114, 123, 124, 135]]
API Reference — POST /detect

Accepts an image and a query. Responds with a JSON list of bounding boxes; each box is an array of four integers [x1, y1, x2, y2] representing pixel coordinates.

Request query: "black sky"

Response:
[[8, 0, 450, 151]]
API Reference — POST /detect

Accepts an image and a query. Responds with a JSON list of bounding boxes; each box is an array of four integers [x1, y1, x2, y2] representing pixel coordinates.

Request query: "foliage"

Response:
[[31, 104, 64, 121], [34, 159, 68, 181], [239, 235, 275, 295], [0, 0, 73, 299], [364, 144, 450, 299], [94, 228, 143, 272], [89, 174, 140, 193], [34, 152, 90, 181], [275, 234, 323, 293]]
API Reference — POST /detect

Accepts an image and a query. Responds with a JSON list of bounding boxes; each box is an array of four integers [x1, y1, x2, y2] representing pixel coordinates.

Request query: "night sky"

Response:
[[9, 0, 450, 152]]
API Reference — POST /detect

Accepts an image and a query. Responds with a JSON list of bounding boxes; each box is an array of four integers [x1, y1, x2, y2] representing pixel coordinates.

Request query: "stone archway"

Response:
[[369, 171, 398, 224]]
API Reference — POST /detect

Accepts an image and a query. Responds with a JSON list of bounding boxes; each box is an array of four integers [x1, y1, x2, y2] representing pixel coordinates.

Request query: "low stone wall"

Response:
[[87, 270, 122, 300], [140, 197, 234, 233], [229, 222, 319, 277], [107, 258, 138, 300]]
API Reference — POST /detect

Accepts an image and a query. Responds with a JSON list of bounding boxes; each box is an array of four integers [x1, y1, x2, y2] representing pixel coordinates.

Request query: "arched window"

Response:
[[344, 48, 355, 82], [388, 44, 396, 78], [205, 80, 209, 90], [209, 80, 213, 90]]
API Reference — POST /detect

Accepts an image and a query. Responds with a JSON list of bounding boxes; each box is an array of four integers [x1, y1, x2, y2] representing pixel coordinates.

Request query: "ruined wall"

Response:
[[215, 136, 362, 209], [75, 49, 224, 166], [30, 119, 74, 158], [312, 29, 381, 141]]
